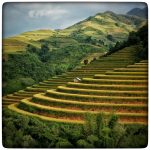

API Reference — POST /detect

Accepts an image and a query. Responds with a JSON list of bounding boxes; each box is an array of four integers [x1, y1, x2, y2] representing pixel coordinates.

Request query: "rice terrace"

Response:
[[2, 2, 148, 148]]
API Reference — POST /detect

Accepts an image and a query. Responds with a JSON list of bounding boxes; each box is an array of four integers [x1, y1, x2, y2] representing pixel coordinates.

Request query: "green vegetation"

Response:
[[3, 52, 54, 95], [3, 42, 101, 95], [3, 108, 147, 148], [109, 24, 148, 60], [3, 78, 35, 95]]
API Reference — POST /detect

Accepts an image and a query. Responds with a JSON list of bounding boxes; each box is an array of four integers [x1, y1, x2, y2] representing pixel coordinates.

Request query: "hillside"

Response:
[[3, 30, 55, 54], [6, 45, 147, 126], [3, 43, 148, 148], [62, 11, 145, 44], [2, 45, 138, 106], [3, 11, 147, 97], [127, 7, 148, 19], [3, 11, 146, 96], [3, 11, 146, 54]]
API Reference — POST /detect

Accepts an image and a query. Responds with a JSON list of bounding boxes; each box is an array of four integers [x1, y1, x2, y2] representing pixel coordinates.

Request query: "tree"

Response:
[[98, 40, 104, 45], [40, 43, 49, 55], [81, 113, 126, 148], [26, 44, 37, 53], [108, 114, 118, 129], [128, 32, 140, 45], [76, 139, 94, 148], [55, 139, 73, 148], [107, 34, 114, 42], [39, 43, 50, 62], [84, 59, 88, 65], [108, 24, 148, 60], [22, 135, 37, 148], [85, 36, 92, 43]]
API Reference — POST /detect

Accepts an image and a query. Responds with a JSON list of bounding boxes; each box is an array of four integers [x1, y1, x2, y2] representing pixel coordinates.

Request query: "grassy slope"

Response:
[[3, 30, 55, 54]]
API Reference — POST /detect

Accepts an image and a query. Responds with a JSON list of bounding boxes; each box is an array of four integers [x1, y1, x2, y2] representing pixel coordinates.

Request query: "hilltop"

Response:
[[3, 11, 146, 54], [127, 7, 148, 19]]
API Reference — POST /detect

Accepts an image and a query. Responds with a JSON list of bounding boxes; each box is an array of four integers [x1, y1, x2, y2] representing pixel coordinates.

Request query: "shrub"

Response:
[[108, 114, 118, 129], [119, 124, 148, 148], [84, 59, 88, 65], [55, 139, 73, 148], [76, 139, 94, 148], [107, 34, 115, 42], [26, 44, 38, 54], [3, 78, 35, 95]]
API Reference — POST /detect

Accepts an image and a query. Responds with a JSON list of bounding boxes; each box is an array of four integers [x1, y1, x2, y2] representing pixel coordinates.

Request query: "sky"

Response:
[[3, 2, 147, 38]]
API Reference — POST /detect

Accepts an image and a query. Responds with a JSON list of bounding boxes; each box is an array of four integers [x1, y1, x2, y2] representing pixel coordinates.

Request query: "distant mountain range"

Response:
[[3, 11, 146, 54], [127, 7, 148, 19]]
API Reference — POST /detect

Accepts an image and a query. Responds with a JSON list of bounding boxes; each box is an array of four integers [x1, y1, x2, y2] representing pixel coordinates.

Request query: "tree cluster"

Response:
[[3, 109, 147, 148], [108, 24, 148, 60]]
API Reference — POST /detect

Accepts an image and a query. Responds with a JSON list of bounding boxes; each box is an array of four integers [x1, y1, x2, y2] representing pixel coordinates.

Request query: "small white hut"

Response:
[[74, 77, 82, 83]]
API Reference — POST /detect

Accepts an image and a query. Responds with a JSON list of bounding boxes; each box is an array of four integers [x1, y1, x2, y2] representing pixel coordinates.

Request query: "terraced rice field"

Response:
[[3, 46, 139, 107], [5, 46, 148, 125]]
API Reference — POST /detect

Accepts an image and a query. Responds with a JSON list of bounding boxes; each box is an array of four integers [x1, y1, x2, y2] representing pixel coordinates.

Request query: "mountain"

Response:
[[127, 7, 148, 19], [2, 11, 147, 95], [3, 11, 146, 54]]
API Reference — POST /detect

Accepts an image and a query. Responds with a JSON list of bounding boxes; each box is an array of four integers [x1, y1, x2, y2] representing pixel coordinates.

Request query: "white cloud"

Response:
[[28, 8, 69, 20], [3, 2, 147, 38]]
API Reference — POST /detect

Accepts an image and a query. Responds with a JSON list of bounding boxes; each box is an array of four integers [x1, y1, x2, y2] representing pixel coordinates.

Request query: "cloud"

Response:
[[28, 8, 69, 20], [3, 2, 147, 38]]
